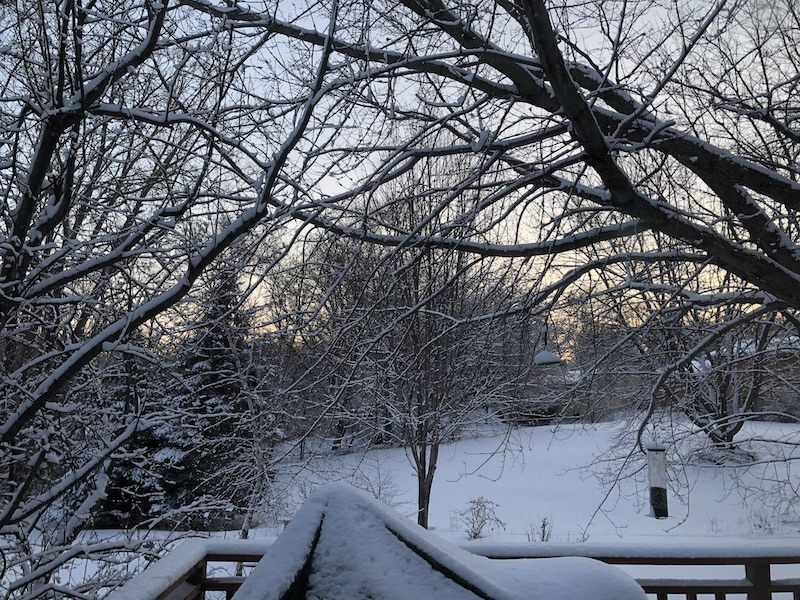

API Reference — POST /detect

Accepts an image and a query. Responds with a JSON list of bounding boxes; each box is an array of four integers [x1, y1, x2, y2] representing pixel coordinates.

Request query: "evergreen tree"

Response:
[[97, 268, 254, 529], [168, 267, 253, 527]]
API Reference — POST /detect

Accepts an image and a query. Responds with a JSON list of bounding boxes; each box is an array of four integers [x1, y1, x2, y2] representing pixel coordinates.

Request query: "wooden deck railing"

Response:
[[107, 539, 800, 600], [466, 541, 800, 600]]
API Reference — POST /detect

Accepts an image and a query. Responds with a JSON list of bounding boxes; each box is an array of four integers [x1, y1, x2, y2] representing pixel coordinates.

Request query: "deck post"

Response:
[[745, 561, 771, 600], [186, 559, 207, 600]]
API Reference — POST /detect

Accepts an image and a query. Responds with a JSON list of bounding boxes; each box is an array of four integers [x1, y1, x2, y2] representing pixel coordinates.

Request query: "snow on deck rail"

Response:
[[465, 541, 800, 600], [106, 538, 800, 600], [105, 539, 273, 600], [462, 540, 800, 563]]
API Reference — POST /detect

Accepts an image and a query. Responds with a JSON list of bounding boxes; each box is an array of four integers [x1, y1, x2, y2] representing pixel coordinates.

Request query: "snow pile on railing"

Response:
[[233, 483, 646, 600]]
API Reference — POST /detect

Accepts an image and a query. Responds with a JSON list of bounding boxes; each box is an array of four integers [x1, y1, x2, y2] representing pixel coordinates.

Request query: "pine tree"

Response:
[[167, 268, 252, 527]]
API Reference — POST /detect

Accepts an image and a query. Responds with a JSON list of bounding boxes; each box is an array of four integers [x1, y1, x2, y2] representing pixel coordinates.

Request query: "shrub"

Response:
[[460, 497, 506, 540]]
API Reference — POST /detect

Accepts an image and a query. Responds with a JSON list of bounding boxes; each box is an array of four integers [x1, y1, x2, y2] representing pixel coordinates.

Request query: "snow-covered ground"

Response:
[[293, 421, 800, 546]]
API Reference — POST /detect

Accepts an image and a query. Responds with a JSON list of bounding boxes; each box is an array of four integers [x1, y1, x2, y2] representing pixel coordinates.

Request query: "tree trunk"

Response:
[[417, 471, 431, 529]]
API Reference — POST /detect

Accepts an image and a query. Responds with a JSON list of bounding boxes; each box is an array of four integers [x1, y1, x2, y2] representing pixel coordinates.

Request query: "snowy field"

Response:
[[290, 421, 800, 546]]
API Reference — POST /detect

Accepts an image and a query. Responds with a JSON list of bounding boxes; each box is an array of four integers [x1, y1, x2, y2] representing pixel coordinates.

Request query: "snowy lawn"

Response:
[[301, 421, 800, 544], [289, 421, 800, 584]]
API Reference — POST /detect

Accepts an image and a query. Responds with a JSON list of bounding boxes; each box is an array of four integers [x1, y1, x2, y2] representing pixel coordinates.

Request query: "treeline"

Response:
[[91, 228, 559, 530], [93, 235, 800, 532]]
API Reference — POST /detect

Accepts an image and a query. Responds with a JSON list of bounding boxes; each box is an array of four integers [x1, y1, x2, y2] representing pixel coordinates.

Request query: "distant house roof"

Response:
[[232, 484, 646, 600]]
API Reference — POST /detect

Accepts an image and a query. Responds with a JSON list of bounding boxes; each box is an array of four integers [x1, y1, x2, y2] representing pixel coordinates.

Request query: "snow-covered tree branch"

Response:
[[2, 0, 800, 594]]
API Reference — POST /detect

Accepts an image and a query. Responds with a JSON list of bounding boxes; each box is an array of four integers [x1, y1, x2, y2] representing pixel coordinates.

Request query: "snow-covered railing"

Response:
[[467, 541, 800, 600], [105, 539, 272, 600], [107, 539, 800, 600]]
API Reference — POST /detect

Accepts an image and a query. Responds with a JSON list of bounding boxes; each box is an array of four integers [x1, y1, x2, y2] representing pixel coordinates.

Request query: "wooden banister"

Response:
[[107, 539, 800, 600]]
